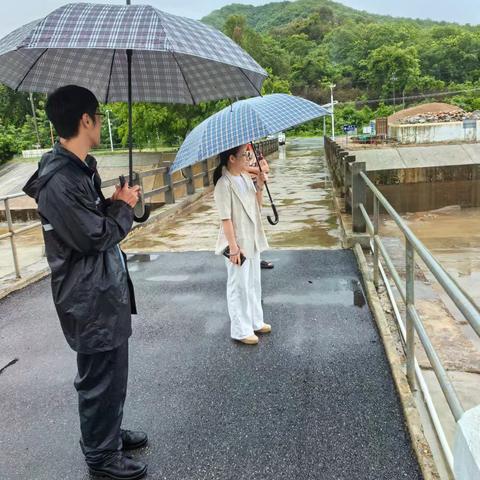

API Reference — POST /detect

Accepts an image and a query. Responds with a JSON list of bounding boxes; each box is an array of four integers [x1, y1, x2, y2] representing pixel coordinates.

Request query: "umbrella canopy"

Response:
[[170, 94, 329, 173], [0, 2, 268, 222], [0, 3, 267, 103]]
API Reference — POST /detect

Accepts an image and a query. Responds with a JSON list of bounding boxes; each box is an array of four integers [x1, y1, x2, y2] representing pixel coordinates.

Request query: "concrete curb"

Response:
[[331, 191, 370, 249], [0, 187, 214, 302], [0, 266, 50, 301], [353, 243, 440, 480]]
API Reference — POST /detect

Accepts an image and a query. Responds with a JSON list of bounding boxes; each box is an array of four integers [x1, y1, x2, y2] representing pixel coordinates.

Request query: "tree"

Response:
[[289, 47, 335, 94], [361, 45, 421, 98], [223, 15, 247, 45], [261, 69, 291, 94]]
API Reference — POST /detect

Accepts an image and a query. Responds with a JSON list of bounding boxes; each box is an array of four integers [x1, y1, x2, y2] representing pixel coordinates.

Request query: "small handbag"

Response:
[[222, 246, 246, 266]]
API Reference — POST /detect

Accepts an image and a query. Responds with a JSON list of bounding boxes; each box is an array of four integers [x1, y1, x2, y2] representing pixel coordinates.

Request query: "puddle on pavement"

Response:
[[265, 278, 366, 309], [127, 254, 160, 263], [145, 274, 190, 282]]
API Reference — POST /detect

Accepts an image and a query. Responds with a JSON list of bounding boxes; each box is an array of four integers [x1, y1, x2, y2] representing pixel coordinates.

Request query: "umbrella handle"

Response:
[[250, 142, 279, 226], [119, 175, 151, 223], [267, 201, 279, 225], [134, 204, 151, 223]]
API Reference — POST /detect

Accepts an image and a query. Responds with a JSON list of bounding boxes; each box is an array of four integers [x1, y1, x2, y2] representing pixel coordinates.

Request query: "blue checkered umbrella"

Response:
[[170, 94, 329, 225], [171, 94, 329, 172], [0, 2, 267, 221]]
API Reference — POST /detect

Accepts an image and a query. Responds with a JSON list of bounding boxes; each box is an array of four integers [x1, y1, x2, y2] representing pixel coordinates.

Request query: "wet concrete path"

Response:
[[124, 137, 341, 252], [0, 250, 422, 480]]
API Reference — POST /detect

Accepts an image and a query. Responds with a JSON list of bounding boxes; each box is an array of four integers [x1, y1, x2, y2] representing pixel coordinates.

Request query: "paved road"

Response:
[[0, 250, 422, 480]]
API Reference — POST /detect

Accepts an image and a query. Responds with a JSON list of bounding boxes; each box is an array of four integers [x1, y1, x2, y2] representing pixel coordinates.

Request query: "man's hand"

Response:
[[111, 185, 121, 202], [116, 184, 140, 208]]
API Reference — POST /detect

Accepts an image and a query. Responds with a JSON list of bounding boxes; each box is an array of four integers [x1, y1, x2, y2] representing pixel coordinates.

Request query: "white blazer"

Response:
[[214, 168, 269, 258]]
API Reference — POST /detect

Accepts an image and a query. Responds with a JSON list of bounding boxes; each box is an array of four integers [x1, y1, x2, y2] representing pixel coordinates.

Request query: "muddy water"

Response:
[[381, 206, 480, 308], [381, 206, 480, 349], [369, 180, 480, 214], [124, 137, 342, 252]]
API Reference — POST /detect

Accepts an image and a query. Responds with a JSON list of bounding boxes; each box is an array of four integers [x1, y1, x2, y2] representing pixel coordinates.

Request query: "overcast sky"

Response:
[[1, 0, 478, 38]]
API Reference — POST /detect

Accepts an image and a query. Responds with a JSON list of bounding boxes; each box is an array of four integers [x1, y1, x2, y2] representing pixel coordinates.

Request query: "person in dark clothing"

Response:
[[23, 85, 148, 480]]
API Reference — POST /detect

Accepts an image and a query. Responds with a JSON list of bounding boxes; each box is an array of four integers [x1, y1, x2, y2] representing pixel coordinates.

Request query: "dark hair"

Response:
[[45, 85, 99, 139], [213, 145, 242, 186]]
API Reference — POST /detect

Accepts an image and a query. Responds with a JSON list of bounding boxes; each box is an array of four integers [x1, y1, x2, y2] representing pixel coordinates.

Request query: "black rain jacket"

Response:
[[23, 143, 137, 354]]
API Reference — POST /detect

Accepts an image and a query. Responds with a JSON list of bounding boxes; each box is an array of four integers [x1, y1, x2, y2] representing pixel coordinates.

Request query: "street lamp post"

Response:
[[329, 83, 336, 140], [29, 92, 41, 148], [106, 109, 114, 151], [391, 74, 398, 110]]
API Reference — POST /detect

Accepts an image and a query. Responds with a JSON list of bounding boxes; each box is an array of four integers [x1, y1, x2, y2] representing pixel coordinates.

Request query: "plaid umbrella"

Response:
[[0, 3, 266, 103], [170, 94, 329, 225], [0, 2, 267, 221]]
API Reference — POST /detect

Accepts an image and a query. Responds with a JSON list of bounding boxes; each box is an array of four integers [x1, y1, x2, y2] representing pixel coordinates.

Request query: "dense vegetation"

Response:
[[1, 0, 480, 162]]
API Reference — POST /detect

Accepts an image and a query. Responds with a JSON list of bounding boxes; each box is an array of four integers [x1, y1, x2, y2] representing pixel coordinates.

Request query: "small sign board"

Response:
[[342, 124, 357, 133], [463, 119, 477, 129]]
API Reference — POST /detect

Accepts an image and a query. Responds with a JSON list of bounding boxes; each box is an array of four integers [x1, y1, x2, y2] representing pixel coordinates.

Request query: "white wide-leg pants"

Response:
[[225, 251, 264, 340]]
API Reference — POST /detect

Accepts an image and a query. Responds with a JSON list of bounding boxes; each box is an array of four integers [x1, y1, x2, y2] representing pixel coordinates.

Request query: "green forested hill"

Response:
[[202, 0, 456, 33], [202, 0, 480, 120]]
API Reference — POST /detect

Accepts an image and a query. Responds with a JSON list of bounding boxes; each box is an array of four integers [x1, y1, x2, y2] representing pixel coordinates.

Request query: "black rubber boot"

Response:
[[88, 452, 147, 479], [121, 429, 148, 450]]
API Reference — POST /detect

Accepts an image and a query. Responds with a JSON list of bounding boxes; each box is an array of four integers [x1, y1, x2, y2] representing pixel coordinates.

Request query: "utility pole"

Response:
[[106, 109, 114, 151], [49, 122, 55, 147], [329, 83, 336, 140], [29, 92, 41, 148]]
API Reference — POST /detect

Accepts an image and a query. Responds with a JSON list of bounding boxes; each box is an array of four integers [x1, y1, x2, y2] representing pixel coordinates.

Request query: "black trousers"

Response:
[[74, 340, 129, 465]]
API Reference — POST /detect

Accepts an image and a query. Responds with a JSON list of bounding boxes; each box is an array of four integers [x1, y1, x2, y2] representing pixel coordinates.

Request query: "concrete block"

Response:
[[454, 405, 480, 479]]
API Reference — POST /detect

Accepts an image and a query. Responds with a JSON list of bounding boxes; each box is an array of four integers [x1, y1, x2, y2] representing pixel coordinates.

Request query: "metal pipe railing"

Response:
[[0, 161, 205, 279], [359, 170, 480, 338], [373, 241, 455, 471], [325, 135, 479, 472], [355, 170, 480, 472]]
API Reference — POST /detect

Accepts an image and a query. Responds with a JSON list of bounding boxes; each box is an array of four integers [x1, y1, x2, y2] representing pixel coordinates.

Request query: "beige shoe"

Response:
[[255, 323, 272, 334], [237, 334, 259, 345]]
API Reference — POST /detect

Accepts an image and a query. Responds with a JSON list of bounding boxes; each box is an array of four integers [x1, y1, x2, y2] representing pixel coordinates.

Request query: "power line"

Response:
[[337, 87, 480, 106]]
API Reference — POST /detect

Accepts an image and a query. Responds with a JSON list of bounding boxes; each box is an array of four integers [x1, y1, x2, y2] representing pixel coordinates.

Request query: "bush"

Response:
[[0, 127, 20, 163]]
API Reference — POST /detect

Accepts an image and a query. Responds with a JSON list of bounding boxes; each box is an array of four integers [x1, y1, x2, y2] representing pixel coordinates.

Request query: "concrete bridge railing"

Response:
[[325, 135, 480, 479], [0, 138, 279, 280]]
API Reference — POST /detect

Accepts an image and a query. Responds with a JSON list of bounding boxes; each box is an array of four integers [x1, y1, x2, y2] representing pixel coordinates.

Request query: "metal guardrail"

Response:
[[0, 159, 216, 280], [0, 138, 279, 280], [324, 136, 480, 474]]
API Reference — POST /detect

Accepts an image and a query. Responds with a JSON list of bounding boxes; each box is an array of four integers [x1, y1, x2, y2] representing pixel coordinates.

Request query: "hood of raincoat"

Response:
[[23, 142, 97, 201]]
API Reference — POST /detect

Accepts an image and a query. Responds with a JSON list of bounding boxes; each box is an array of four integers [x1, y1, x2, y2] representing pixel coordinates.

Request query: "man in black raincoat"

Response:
[[24, 85, 148, 480]]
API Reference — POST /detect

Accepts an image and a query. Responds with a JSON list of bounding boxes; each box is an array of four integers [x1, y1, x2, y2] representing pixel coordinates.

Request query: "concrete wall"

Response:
[[389, 120, 480, 144]]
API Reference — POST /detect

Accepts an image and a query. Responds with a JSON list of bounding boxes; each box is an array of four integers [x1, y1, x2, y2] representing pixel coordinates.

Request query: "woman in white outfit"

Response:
[[213, 144, 271, 345]]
